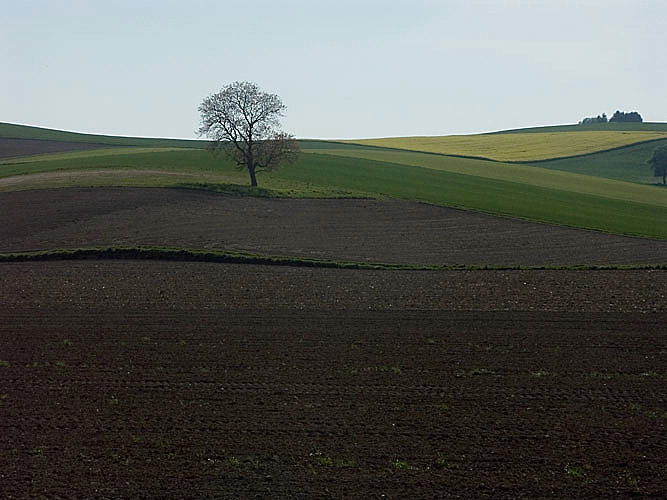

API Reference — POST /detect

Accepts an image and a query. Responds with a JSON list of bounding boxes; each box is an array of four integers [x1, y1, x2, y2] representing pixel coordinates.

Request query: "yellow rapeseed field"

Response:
[[343, 131, 667, 162]]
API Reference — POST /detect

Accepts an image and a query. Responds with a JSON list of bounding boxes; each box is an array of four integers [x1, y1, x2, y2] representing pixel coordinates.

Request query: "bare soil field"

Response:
[[1, 261, 666, 499], [1, 187, 666, 498], [0, 138, 115, 159], [2, 187, 667, 266]]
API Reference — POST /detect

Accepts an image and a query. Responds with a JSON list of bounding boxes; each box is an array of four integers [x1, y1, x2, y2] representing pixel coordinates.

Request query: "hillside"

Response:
[[491, 122, 667, 134], [527, 138, 667, 184], [342, 125, 667, 162], [0, 122, 206, 149], [2, 122, 667, 239]]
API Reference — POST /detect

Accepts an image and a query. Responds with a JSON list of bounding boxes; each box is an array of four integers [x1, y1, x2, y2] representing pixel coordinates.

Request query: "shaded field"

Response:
[[0, 122, 205, 149], [0, 137, 116, 159], [2, 187, 667, 266], [0, 261, 665, 498], [527, 137, 667, 184]]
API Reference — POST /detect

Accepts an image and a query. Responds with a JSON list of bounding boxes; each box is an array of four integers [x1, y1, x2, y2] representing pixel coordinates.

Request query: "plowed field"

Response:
[[2, 188, 667, 266], [1, 188, 666, 499]]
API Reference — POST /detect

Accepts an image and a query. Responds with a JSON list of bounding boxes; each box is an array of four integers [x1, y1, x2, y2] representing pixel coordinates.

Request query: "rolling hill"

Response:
[[0, 122, 206, 149], [2, 122, 666, 239], [342, 125, 667, 162]]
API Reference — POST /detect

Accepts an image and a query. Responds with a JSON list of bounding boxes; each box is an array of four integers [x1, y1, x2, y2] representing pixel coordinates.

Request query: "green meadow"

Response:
[[2, 122, 667, 239], [343, 129, 667, 162]]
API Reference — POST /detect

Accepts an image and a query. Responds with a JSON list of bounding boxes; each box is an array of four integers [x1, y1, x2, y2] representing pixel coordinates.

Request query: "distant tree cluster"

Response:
[[579, 110, 643, 125], [609, 110, 643, 123], [579, 113, 607, 124]]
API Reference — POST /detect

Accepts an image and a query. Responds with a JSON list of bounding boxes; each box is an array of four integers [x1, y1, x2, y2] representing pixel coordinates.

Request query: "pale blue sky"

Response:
[[2, 0, 666, 139]]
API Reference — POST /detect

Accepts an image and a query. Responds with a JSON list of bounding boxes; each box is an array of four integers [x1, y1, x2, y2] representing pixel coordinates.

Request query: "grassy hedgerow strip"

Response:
[[0, 246, 666, 271], [0, 247, 420, 270], [173, 182, 282, 198]]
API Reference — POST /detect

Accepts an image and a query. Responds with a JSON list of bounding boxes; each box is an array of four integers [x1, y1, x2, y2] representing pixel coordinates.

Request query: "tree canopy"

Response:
[[579, 110, 643, 125], [648, 145, 667, 185], [579, 113, 607, 124], [198, 81, 300, 186], [609, 110, 643, 123]]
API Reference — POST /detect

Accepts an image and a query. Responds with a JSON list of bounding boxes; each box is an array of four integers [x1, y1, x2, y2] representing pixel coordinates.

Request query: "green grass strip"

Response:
[[1, 246, 666, 271]]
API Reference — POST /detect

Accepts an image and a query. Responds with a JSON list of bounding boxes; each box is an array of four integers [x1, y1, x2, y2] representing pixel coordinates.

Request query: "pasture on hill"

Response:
[[343, 129, 667, 162], [2, 123, 667, 239]]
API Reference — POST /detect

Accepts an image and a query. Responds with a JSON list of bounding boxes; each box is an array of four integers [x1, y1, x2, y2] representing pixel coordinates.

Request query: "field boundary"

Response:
[[2, 246, 666, 271], [520, 137, 667, 164], [337, 137, 667, 164], [330, 142, 504, 162]]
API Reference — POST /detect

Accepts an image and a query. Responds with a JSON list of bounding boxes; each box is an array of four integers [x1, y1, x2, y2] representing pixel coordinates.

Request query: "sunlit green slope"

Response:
[[342, 128, 667, 162]]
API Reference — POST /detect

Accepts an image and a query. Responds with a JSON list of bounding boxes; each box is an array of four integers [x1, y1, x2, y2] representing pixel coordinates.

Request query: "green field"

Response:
[[0, 122, 205, 148], [2, 122, 667, 239], [526, 138, 667, 183], [343, 129, 667, 162]]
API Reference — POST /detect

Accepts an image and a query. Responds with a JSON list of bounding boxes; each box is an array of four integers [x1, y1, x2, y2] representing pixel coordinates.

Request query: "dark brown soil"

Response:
[[2, 187, 667, 266], [1, 261, 666, 499], [0, 138, 116, 159], [1, 188, 666, 498]]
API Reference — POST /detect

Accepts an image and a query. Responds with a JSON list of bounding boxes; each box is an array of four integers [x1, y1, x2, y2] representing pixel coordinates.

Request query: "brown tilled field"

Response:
[[1, 187, 666, 499], [2, 187, 667, 266]]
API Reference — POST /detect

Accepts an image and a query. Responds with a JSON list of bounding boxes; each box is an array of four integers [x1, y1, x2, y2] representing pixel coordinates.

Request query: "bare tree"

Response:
[[198, 81, 300, 187]]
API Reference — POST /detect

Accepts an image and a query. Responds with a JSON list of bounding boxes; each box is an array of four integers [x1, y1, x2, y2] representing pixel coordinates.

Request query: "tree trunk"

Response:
[[247, 147, 258, 187], [663, 173, 666, 186], [249, 166, 258, 187]]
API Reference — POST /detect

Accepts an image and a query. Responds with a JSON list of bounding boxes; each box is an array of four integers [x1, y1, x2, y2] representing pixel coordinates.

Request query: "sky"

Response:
[[2, 0, 666, 139]]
